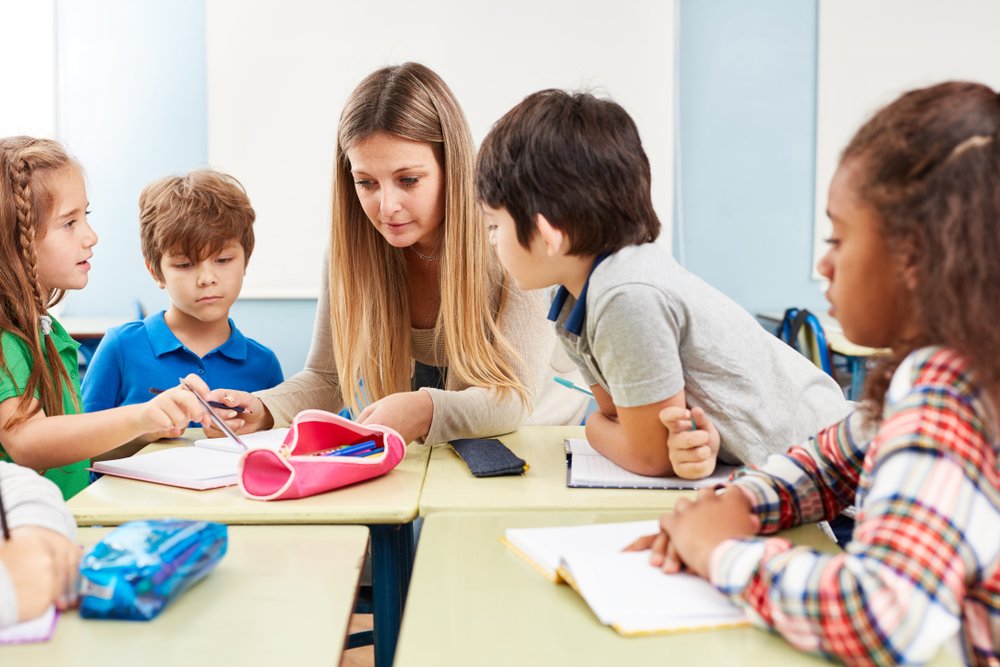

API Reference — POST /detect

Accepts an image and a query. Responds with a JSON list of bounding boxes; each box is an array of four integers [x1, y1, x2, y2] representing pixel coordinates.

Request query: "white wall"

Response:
[[206, 0, 675, 297], [0, 1, 55, 137], [813, 0, 1000, 275]]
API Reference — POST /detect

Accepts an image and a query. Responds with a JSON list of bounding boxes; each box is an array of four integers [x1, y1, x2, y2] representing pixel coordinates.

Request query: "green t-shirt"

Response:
[[0, 317, 89, 499]]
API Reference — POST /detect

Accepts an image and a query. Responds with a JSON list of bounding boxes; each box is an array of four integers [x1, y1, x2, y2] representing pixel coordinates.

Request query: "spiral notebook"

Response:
[[503, 520, 748, 636]]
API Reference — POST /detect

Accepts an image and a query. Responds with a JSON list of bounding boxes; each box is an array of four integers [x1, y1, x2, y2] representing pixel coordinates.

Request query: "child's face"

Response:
[[35, 165, 98, 293], [818, 160, 914, 348], [347, 132, 445, 256], [155, 240, 246, 326], [483, 205, 556, 290]]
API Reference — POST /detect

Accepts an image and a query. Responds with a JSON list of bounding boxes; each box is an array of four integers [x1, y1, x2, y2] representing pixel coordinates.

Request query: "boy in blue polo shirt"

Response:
[[476, 90, 852, 479], [82, 169, 282, 441]]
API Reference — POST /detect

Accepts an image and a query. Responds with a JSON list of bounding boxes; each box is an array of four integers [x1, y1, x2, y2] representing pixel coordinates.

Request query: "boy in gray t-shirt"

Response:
[[476, 89, 853, 479]]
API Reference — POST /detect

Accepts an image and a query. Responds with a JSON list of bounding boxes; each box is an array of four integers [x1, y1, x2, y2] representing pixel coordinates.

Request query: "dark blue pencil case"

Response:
[[79, 519, 228, 621]]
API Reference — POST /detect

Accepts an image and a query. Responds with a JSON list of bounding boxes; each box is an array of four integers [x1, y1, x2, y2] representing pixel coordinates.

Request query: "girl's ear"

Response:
[[534, 213, 567, 257], [146, 261, 164, 289]]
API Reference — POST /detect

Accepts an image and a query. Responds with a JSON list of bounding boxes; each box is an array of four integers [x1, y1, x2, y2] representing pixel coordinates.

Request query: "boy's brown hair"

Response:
[[140, 169, 255, 281], [476, 89, 660, 254]]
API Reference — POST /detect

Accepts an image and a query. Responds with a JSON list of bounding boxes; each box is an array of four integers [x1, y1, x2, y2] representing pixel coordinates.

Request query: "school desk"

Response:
[[394, 511, 961, 667], [419, 425, 695, 514], [67, 432, 432, 667], [5, 525, 368, 666]]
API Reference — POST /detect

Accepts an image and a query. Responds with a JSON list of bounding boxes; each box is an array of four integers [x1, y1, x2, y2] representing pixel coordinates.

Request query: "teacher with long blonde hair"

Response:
[[206, 62, 587, 444]]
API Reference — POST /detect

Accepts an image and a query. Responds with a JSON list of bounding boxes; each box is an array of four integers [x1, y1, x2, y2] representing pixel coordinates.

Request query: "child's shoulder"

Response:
[[886, 346, 974, 405]]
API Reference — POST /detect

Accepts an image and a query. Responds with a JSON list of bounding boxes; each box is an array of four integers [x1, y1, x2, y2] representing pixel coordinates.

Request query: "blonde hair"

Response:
[[140, 169, 256, 282], [0, 136, 80, 428], [331, 62, 528, 413]]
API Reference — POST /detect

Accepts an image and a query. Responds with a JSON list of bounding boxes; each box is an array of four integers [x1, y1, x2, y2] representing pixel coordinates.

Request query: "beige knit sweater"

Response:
[[256, 262, 589, 445]]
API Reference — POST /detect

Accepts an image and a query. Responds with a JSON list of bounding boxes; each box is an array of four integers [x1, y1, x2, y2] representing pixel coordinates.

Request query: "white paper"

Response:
[[91, 447, 240, 490], [194, 428, 289, 454], [0, 605, 57, 644], [566, 438, 739, 489]]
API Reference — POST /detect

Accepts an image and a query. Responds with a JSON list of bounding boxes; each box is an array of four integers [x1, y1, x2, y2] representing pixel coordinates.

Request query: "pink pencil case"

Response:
[[237, 409, 405, 501]]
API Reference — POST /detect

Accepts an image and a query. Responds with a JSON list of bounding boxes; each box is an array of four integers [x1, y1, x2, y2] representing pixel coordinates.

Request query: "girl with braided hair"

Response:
[[0, 136, 212, 499]]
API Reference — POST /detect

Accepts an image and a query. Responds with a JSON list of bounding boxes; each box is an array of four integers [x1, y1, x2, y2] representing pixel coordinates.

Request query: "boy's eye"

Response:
[[174, 262, 192, 269], [216, 256, 233, 264]]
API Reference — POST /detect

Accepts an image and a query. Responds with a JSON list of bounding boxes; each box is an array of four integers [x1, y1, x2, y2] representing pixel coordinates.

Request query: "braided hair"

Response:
[[0, 136, 80, 429]]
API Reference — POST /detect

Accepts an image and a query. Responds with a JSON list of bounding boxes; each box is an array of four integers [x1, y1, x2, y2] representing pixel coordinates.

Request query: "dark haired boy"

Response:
[[82, 169, 282, 441], [476, 90, 851, 479]]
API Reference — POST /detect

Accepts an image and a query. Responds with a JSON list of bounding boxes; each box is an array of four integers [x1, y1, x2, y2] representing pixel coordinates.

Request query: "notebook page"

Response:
[[504, 520, 659, 580], [0, 606, 57, 644], [566, 438, 738, 489], [560, 550, 746, 635], [195, 428, 289, 454], [91, 447, 239, 489]]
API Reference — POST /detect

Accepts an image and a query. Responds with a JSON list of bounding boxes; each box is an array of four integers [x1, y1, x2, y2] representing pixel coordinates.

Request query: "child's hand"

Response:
[[356, 390, 432, 445], [137, 382, 208, 435], [652, 487, 759, 579], [660, 406, 720, 479], [1, 527, 82, 620]]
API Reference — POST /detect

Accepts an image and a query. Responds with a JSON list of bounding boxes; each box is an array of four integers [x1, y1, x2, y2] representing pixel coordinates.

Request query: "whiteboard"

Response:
[[206, 0, 675, 298], [813, 0, 1000, 277]]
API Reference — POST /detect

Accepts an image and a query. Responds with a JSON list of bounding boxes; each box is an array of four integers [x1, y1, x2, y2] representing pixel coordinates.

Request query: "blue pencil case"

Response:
[[79, 519, 228, 621]]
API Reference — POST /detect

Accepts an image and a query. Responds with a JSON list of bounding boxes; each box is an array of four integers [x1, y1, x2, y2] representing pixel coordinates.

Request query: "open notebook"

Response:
[[503, 520, 748, 636], [564, 438, 739, 490]]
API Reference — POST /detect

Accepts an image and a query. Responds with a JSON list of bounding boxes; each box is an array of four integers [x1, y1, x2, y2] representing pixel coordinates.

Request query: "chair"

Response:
[[776, 307, 835, 379]]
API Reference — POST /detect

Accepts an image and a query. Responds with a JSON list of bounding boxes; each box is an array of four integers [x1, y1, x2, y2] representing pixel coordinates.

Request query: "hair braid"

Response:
[[0, 137, 79, 429]]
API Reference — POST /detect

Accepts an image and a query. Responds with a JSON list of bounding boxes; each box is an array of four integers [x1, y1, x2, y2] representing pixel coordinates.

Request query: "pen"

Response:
[[0, 473, 9, 541], [554, 376, 594, 397], [178, 378, 248, 450], [149, 387, 246, 414], [314, 440, 379, 457]]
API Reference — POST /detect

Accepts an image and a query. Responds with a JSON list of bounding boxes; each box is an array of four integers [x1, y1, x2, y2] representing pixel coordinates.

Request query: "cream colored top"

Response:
[[257, 258, 589, 445]]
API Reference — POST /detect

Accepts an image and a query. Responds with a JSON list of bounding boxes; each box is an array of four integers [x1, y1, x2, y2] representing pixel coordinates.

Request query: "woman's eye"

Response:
[[400, 177, 419, 187], [354, 179, 374, 190]]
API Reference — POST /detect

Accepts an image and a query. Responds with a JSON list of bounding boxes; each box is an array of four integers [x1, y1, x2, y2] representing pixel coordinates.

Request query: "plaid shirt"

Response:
[[710, 347, 999, 666]]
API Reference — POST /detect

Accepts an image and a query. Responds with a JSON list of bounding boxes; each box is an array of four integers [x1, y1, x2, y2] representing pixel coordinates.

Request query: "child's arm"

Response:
[[585, 385, 710, 477], [655, 400, 991, 664], [0, 381, 211, 469]]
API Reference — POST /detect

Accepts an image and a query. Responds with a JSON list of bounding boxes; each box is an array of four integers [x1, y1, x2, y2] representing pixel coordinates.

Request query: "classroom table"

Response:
[[6, 525, 368, 666], [394, 510, 961, 667], [68, 433, 432, 667], [419, 425, 696, 514]]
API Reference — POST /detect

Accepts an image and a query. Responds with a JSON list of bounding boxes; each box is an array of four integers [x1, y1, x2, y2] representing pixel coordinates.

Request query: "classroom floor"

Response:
[[340, 614, 374, 667]]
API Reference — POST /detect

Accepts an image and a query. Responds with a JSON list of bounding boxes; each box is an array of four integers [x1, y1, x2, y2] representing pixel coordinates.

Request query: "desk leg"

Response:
[[370, 522, 415, 667]]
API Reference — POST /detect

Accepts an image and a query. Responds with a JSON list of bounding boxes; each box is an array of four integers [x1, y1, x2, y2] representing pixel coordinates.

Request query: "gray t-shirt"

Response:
[[551, 243, 854, 466]]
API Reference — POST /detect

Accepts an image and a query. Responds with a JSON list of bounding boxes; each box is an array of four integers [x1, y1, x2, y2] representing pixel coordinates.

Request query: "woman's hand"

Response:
[[356, 390, 433, 445], [1, 526, 82, 620], [625, 487, 759, 578], [200, 388, 270, 436], [660, 406, 720, 480]]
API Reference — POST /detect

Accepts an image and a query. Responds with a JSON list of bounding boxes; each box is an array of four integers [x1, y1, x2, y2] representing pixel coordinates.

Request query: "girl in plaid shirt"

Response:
[[635, 81, 1000, 666]]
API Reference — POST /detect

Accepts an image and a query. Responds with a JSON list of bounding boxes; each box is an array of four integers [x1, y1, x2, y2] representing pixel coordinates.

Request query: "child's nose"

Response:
[[83, 220, 98, 248], [197, 267, 218, 286], [816, 248, 834, 280]]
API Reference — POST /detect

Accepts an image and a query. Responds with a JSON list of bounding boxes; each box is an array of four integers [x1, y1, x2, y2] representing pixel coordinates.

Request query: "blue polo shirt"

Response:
[[82, 311, 283, 423]]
